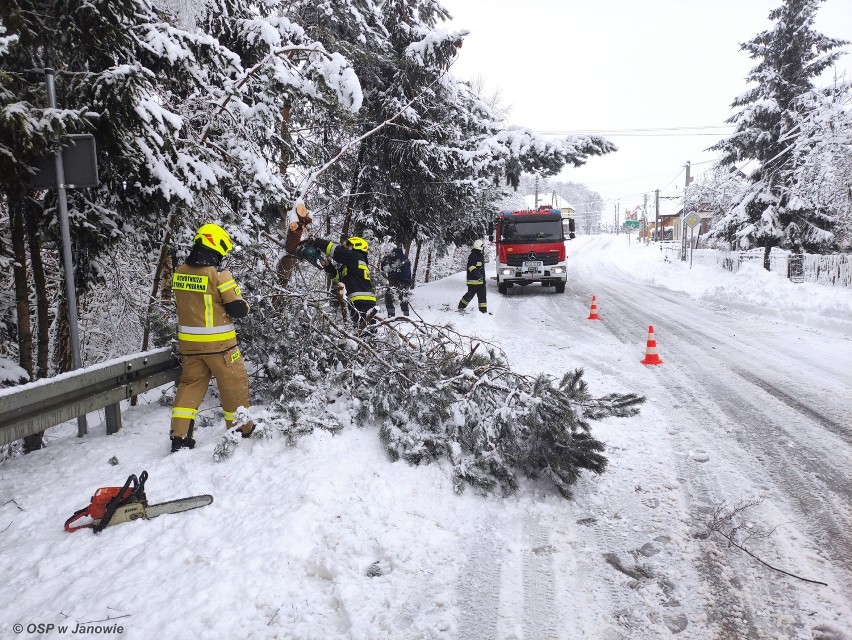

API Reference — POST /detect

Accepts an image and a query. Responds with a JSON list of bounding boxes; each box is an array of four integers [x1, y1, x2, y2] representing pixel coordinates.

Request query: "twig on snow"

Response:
[[707, 497, 827, 586]]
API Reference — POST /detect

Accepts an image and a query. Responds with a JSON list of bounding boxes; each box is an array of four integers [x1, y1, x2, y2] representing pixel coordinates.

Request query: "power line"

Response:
[[536, 125, 733, 133], [535, 125, 735, 137]]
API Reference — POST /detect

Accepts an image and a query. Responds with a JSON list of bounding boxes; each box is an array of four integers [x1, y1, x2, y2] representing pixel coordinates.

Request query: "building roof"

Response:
[[523, 192, 575, 212]]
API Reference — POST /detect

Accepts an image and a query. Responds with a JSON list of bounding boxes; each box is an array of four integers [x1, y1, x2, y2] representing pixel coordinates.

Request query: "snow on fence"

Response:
[[661, 245, 851, 287]]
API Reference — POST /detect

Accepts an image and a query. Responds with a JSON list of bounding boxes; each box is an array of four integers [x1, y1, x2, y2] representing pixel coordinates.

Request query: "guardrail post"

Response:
[[105, 402, 122, 435]]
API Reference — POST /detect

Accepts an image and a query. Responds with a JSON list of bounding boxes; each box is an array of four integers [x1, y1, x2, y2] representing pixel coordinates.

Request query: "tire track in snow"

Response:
[[565, 265, 773, 637], [456, 526, 501, 640], [577, 262, 851, 634], [498, 284, 701, 637], [735, 369, 849, 443], [521, 516, 559, 639]]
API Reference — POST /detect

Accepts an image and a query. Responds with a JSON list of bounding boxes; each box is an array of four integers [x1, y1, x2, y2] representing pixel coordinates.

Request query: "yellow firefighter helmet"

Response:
[[194, 223, 234, 257], [347, 236, 369, 252]]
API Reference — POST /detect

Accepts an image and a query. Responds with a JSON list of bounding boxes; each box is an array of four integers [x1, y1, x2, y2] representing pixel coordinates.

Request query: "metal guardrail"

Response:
[[0, 347, 181, 447]]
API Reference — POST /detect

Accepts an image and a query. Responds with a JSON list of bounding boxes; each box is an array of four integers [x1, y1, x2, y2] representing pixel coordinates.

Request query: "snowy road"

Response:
[[1, 236, 850, 640], [450, 236, 852, 639]]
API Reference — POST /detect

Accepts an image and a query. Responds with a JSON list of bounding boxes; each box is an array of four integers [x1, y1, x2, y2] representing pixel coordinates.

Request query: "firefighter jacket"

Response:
[[172, 263, 249, 355], [314, 239, 376, 304], [466, 248, 485, 286], [381, 248, 412, 287]]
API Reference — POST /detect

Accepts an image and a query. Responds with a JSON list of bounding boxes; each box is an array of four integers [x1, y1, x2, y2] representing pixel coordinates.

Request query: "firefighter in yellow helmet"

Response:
[[169, 223, 252, 452], [305, 235, 377, 328]]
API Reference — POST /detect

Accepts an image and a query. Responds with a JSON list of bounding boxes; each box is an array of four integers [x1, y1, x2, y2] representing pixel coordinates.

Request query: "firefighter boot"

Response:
[[171, 420, 196, 452], [171, 436, 196, 452]]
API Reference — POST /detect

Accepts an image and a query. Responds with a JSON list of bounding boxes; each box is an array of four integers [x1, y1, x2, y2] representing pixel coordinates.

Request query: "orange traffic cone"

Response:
[[640, 325, 663, 365], [587, 296, 600, 320]]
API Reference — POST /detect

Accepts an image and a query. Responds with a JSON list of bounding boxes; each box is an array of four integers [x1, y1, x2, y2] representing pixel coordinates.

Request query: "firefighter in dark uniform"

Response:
[[380, 245, 412, 316], [458, 239, 487, 313], [309, 235, 377, 328], [170, 223, 252, 452]]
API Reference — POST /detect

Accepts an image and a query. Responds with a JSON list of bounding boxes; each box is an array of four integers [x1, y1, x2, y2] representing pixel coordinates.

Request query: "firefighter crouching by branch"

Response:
[[170, 223, 253, 452], [458, 239, 487, 314], [304, 235, 377, 329]]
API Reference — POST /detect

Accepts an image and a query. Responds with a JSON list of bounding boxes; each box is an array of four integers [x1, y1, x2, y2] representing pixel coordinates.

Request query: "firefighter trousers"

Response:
[[170, 346, 252, 438], [458, 284, 487, 313], [347, 300, 377, 330], [384, 285, 410, 316]]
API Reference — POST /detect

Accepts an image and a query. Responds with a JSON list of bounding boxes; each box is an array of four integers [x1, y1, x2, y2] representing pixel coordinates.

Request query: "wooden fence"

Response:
[[662, 246, 850, 287]]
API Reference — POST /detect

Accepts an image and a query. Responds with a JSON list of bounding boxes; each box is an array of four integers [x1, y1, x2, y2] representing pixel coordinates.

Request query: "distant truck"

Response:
[[491, 205, 574, 295]]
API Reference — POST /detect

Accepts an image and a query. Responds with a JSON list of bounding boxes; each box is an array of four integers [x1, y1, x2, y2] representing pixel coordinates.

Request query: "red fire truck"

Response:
[[491, 205, 573, 295]]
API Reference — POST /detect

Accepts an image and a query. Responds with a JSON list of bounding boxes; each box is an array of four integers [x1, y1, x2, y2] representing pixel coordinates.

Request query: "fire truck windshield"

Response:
[[500, 219, 563, 243]]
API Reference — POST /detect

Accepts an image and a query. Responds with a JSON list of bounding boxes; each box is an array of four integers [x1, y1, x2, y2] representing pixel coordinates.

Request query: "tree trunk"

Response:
[[763, 245, 771, 271], [275, 202, 312, 291], [24, 207, 50, 379], [341, 141, 367, 238], [424, 245, 433, 283], [411, 240, 422, 284], [278, 104, 291, 175], [12, 202, 45, 453], [10, 203, 33, 377], [11, 198, 46, 453], [54, 296, 73, 374], [141, 210, 178, 354]]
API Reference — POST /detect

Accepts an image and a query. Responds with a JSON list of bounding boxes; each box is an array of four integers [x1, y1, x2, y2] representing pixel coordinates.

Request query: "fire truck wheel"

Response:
[[555, 281, 566, 293], [498, 282, 509, 295]]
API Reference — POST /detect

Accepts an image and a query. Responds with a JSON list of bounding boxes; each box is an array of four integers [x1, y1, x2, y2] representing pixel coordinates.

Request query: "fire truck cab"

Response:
[[492, 205, 571, 295]]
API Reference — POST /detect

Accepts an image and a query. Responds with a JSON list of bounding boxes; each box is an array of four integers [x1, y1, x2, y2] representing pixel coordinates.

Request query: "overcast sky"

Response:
[[439, 0, 852, 214]]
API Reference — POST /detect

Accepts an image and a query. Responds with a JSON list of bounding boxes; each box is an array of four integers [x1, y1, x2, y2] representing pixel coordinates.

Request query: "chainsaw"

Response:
[[64, 470, 213, 533], [296, 240, 325, 269]]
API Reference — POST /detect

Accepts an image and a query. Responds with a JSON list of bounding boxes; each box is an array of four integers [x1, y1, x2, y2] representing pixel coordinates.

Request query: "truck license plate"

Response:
[[523, 261, 543, 269]]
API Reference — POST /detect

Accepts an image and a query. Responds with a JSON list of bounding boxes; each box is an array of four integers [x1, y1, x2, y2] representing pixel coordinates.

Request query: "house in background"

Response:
[[644, 197, 682, 241], [647, 204, 714, 242], [523, 192, 575, 214]]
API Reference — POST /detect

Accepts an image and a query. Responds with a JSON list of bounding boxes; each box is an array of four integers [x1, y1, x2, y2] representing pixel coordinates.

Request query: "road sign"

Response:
[[623, 220, 640, 229], [684, 212, 701, 229], [31, 134, 99, 189]]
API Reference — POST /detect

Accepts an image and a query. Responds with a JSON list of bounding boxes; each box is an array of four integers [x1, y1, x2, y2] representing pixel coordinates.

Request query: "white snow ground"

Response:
[[1, 235, 850, 640]]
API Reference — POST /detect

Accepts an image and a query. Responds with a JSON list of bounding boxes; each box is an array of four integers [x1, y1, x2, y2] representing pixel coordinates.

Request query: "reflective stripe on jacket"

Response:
[[173, 264, 248, 354], [320, 240, 377, 304], [466, 249, 485, 285]]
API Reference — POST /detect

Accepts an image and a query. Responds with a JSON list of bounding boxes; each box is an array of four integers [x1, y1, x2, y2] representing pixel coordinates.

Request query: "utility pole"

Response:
[[682, 160, 691, 260], [655, 189, 660, 243], [643, 192, 649, 245], [534, 174, 539, 208]]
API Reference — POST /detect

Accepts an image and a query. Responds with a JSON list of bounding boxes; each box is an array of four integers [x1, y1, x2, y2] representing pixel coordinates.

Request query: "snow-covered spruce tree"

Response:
[[3, 0, 366, 362], [293, 1, 616, 251], [237, 280, 645, 499], [0, 0, 245, 369], [167, 0, 368, 368], [785, 81, 852, 249], [709, 0, 848, 266], [684, 165, 747, 245]]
